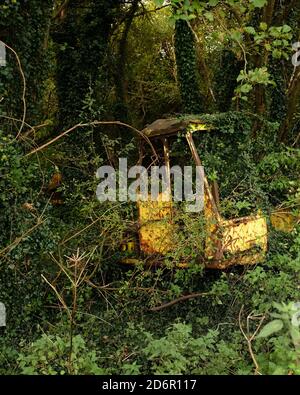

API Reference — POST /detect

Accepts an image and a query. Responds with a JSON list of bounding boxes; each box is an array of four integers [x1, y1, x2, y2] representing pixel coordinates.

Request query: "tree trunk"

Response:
[[0, 0, 54, 128], [174, 19, 203, 114]]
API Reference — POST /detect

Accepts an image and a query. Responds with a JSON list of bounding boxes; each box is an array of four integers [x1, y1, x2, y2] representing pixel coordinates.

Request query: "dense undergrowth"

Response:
[[1, 111, 300, 375], [0, 0, 300, 376]]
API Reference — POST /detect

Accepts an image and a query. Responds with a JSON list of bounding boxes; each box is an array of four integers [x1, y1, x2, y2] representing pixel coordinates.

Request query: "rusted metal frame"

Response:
[[185, 132, 222, 223], [211, 181, 220, 211]]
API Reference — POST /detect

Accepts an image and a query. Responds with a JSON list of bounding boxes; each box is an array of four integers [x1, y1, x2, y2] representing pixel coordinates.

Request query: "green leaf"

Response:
[[204, 12, 214, 22], [256, 319, 283, 339], [230, 30, 242, 42], [259, 22, 268, 31], [272, 49, 282, 59], [251, 0, 268, 8], [244, 26, 256, 35], [273, 302, 286, 311], [264, 43, 271, 51], [290, 327, 300, 345], [209, 0, 219, 6], [282, 25, 292, 33], [153, 0, 165, 6], [237, 71, 246, 82]]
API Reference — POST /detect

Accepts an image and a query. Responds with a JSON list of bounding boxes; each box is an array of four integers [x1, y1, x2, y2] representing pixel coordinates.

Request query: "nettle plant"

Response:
[[256, 302, 300, 375], [18, 334, 107, 375], [118, 321, 251, 375]]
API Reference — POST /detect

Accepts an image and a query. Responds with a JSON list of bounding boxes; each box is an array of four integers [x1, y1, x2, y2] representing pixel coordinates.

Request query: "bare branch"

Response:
[[25, 120, 158, 161], [150, 292, 209, 312]]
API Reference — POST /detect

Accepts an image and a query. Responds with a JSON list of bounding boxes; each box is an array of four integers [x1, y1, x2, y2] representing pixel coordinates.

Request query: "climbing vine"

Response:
[[0, 0, 54, 127], [174, 17, 203, 114]]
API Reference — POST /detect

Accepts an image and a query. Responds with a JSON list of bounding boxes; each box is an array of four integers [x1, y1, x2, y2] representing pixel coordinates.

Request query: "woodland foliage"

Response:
[[0, 0, 299, 375]]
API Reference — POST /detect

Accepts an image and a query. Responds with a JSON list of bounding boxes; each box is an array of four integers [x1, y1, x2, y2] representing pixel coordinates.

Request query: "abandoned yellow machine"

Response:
[[121, 118, 298, 269]]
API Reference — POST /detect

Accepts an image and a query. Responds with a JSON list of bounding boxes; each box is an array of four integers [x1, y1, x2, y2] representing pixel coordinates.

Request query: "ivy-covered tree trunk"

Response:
[[255, 0, 300, 142], [0, 0, 54, 129], [214, 50, 242, 112], [247, 0, 300, 139], [277, 0, 300, 143], [174, 19, 202, 114], [52, 0, 121, 129], [114, 0, 140, 122]]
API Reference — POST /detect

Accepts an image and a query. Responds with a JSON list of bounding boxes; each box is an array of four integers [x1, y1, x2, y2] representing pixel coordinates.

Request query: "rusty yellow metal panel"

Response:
[[137, 192, 176, 255], [270, 211, 300, 233], [137, 190, 268, 266], [205, 252, 266, 269], [120, 258, 141, 265], [204, 214, 268, 267], [221, 215, 268, 256]]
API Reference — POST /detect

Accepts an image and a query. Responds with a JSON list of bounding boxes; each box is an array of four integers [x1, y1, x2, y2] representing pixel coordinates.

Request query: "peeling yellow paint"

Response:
[[137, 192, 176, 255], [222, 215, 268, 254], [136, 191, 268, 268], [270, 210, 300, 233]]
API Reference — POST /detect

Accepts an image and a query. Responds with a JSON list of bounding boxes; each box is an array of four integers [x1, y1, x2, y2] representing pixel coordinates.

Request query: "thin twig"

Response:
[[52, 0, 71, 20], [287, 67, 299, 95], [0, 217, 44, 257], [135, 4, 171, 18], [292, 129, 300, 147], [0, 115, 32, 132], [1, 41, 27, 138], [238, 305, 265, 375], [60, 203, 123, 245], [41, 274, 72, 321]]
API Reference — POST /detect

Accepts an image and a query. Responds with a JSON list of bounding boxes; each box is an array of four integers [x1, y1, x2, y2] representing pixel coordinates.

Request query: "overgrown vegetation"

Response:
[[0, 0, 299, 376]]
